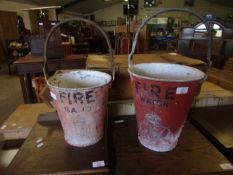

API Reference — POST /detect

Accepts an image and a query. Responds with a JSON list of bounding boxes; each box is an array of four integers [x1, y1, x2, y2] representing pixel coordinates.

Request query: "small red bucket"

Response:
[[128, 8, 212, 152], [48, 70, 111, 147], [43, 17, 115, 147]]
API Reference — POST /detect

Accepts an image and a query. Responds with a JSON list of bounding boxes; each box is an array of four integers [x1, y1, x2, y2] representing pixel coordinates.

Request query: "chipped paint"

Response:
[[129, 63, 204, 152], [48, 70, 111, 147]]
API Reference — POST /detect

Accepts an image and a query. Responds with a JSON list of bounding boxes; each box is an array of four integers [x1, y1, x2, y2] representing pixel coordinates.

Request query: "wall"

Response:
[[90, 2, 125, 31], [192, 0, 233, 18], [92, 0, 233, 31], [0, 1, 35, 30], [0, 0, 57, 30], [92, 2, 124, 21], [0, 0, 232, 31], [58, 11, 83, 22], [145, 0, 233, 18], [150, 0, 233, 23], [90, 1, 148, 31], [92, 0, 146, 22]]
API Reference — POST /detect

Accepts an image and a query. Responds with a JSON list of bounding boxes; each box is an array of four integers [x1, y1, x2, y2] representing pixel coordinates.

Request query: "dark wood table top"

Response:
[[5, 119, 109, 175], [189, 105, 233, 150], [14, 54, 87, 64], [111, 115, 233, 175], [14, 54, 87, 76]]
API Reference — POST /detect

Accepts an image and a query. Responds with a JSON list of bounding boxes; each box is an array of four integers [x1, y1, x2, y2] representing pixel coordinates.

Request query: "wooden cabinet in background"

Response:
[[0, 23, 6, 62], [0, 11, 17, 40], [0, 11, 17, 63]]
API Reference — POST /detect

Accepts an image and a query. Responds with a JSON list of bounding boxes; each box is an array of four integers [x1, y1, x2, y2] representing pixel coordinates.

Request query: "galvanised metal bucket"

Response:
[[128, 8, 212, 152], [43, 17, 115, 147]]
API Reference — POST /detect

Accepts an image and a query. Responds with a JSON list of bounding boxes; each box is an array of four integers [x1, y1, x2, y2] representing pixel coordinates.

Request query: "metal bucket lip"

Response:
[[128, 63, 205, 82], [47, 69, 112, 91]]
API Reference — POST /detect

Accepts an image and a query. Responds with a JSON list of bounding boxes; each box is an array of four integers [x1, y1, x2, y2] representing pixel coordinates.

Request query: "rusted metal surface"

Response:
[[48, 70, 111, 147]]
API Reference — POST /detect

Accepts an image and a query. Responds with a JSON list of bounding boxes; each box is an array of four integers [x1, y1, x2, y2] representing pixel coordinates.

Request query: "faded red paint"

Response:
[[49, 84, 109, 147], [130, 73, 202, 152]]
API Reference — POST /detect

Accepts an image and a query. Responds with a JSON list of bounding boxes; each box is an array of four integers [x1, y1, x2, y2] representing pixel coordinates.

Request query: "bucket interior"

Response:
[[48, 70, 112, 89], [129, 63, 205, 82]]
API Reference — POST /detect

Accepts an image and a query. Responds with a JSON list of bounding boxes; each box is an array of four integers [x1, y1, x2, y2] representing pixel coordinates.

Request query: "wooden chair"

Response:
[[120, 34, 131, 54], [1, 39, 17, 74]]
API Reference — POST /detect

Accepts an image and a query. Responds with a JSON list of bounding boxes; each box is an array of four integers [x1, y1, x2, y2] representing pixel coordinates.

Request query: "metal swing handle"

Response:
[[43, 17, 115, 82], [128, 8, 212, 81]]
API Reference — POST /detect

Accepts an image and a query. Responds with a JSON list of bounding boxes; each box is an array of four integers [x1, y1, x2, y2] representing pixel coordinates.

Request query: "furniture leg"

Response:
[[7, 62, 11, 75], [19, 74, 34, 103]]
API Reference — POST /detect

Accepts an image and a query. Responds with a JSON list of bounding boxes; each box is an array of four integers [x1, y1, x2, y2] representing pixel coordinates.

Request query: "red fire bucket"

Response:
[[129, 63, 205, 151], [43, 17, 115, 147], [128, 8, 212, 152]]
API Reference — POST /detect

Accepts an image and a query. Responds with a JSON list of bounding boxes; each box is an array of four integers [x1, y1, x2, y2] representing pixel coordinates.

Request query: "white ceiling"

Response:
[[8, 0, 124, 14]]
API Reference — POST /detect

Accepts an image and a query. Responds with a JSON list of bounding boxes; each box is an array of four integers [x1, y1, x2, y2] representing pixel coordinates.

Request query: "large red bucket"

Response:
[[128, 8, 212, 152], [43, 17, 115, 147], [129, 63, 204, 151]]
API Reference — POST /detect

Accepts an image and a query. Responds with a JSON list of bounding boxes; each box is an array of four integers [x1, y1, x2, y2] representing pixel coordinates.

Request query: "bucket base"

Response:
[[65, 134, 103, 147], [138, 136, 177, 152]]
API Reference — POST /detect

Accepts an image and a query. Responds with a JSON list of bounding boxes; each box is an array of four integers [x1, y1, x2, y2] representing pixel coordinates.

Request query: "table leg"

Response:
[[19, 74, 34, 103]]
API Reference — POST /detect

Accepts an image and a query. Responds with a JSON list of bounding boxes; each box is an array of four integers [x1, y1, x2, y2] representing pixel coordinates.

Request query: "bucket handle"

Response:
[[128, 8, 212, 81], [43, 17, 115, 82]]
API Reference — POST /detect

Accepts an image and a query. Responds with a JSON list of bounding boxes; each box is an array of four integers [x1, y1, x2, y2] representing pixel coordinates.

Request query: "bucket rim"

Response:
[[128, 63, 205, 82], [47, 69, 112, 91]]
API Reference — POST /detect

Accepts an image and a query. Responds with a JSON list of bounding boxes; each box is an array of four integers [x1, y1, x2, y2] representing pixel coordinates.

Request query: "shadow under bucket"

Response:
[[129, 63, 205, 152], [48, 70, 111, 147]]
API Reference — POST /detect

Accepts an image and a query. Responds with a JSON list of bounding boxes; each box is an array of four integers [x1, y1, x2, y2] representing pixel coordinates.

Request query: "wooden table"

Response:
[[208, 68, 233, 91], [7, 45, 29, 74], [87, 53, 206, 70], [0, 103, 54, 140], [87, 53, 207, 100], [111, 115, 233, 175], [189, 105, 233, 162], [14, 54, 87, 104], [4, 109, 233, 174], [15, 53, 207, 103], [4, 117, 109, 175]]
